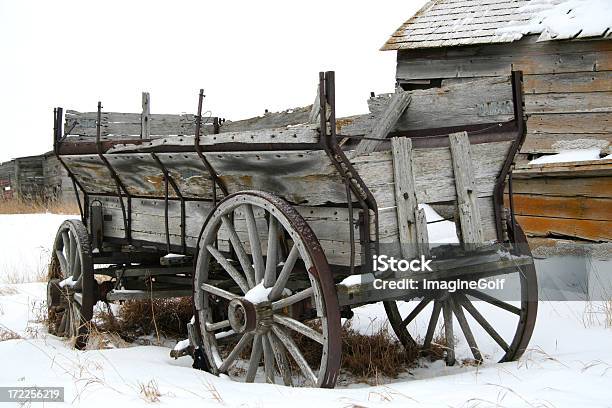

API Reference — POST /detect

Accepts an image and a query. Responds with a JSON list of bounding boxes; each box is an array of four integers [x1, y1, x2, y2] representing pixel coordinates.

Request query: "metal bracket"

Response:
[[318, 71, 380, 271]]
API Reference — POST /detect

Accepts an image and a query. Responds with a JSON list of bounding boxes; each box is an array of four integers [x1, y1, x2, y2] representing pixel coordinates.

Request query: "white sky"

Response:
[[0, 0, 426, 163]]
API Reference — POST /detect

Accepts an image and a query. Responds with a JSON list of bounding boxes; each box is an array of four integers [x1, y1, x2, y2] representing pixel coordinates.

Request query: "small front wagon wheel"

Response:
[[47, 219, 96, 349], [194, 191, 341, 388]]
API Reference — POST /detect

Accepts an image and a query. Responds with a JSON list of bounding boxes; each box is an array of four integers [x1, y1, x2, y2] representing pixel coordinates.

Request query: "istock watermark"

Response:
[[372, 254, 433, 273], [372, 277, 506, 292]]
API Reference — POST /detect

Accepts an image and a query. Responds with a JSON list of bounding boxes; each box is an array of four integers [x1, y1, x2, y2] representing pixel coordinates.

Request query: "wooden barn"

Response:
[[381, 0, 612, 247], [0, 153, 74, 203]]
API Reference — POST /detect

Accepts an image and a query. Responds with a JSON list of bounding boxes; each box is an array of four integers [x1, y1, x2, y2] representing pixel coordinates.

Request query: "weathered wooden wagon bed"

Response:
[[46, 71, 538, 388]]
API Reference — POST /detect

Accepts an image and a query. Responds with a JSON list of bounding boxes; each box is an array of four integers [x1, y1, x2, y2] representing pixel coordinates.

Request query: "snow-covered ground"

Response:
[[1, 214, 612, 407]]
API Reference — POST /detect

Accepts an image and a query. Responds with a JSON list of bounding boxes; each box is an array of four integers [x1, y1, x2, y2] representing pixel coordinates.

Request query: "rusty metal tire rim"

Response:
[[47, 219, 95, 349], [384, 221, 538, 365], [194, 191, 341, 388]]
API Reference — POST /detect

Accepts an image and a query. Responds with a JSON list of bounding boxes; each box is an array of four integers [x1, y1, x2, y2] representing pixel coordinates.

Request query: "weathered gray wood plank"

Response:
[[141, 92, 151, 139], [354, 91, 412, 156], [449, 132, 484, 247]]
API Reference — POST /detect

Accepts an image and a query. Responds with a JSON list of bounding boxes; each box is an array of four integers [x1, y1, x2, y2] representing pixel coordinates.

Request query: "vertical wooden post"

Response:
[[449, 131, 483, 250], [141, 92, 151, 139], [391, 137, 430, 262]]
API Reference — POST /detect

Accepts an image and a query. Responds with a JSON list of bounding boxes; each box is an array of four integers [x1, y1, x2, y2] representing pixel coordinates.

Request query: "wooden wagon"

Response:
[[46, 71, 538, 388]]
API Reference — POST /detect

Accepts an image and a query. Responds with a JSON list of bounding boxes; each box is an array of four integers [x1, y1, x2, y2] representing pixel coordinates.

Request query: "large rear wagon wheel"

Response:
[[47, 219, 96, 349], [384, 224, 538, 365], [194, 191, 341, 388]]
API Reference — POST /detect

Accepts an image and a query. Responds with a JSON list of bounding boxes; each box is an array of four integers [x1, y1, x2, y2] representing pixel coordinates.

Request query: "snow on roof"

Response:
[[382, 0, 612, 51]]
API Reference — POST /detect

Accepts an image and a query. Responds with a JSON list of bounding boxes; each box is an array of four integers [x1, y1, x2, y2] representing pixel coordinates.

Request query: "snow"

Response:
[[498, 0, 612, 42], [173, 339, 190, 351], [244, 282, 274, 303], [529, 148, 602, 164], [1, 214, 612, 407], [339, 273, 375, 287], [59, 276, 77, 288], [419, 204, 459, 244]]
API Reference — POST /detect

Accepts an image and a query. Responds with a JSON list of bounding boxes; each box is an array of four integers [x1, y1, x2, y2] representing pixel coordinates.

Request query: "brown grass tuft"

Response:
[[138, 380, 162, 403], [96, 297, 193, 340], [0, 198, 79, 215], [0, 326, 21, 341], [0, 286, 19, 296], [340, 321, 418, 383]]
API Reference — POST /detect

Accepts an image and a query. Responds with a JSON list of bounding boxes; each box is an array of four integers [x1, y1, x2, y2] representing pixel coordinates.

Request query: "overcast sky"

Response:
[[0, 0, 426, 163]]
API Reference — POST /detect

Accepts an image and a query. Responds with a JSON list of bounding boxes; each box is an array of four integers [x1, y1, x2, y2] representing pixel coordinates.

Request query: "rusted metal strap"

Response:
[[151, 153, 187, 254], [95, 102, 132, 243], [318, 71, 380, 268], [193, 89, 228, 204], [493, 71, 526, 243], [53, 107, 88, 223]]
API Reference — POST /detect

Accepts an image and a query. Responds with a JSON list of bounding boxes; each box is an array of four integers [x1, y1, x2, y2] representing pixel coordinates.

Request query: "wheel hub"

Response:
[[227, 298, 274, 334]]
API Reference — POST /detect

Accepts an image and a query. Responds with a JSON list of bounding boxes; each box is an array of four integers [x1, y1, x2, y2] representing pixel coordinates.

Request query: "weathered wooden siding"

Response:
[[506, 159, 612, 242], [395, 36, 612, 155]]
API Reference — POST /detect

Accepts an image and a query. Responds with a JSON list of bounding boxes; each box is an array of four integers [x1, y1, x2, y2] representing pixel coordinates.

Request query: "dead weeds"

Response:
[[0, 198, 79, 215]]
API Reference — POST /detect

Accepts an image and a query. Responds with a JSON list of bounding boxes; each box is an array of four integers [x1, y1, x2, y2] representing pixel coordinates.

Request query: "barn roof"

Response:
[[382, 0, 612, 51]]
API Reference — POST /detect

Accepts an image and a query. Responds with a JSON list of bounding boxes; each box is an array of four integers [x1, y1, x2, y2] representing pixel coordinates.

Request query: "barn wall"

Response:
[[395, 36, 612, 156], [13, 156, 45, 199], [43, 155, 75, 204], [0, 160, 16, 199]]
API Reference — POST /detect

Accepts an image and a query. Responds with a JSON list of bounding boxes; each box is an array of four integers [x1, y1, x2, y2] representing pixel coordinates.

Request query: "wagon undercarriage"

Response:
[[47, 71, 538, 388]]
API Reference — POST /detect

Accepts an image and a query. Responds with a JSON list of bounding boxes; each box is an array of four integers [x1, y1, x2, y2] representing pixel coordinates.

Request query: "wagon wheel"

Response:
[[194, 191, 341, 388], [47, 219, 96, 349], [384, 222, 537, 365]]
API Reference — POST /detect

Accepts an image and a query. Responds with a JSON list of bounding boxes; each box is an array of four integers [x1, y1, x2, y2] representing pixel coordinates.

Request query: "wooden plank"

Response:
[[510, 176, 612, 198], [527, 113, 612, 134], [107, 124, 320, 153], [525, 92, 612, 114], [514, 159, 612, 178], [516, 215, 612, 241], [354, 91, 412, 155], [220, 105, 313, 133], [391, 137, 418, 259], [512, 195, 612, 221], [340, 76, 513, 136], [521, 133, 612, 154], [524, 71, 612, 94], [141, 92, 151, 139], [449, 131, 483, 246]]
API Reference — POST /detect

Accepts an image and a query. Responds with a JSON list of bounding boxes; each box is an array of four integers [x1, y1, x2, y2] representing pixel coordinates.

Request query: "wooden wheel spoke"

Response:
[[71, 252, 82, 281], [423, 299, 442, 349], [450, 296, 483, 362], [269, 245, 300, 301], [205, 320, 231, 332], [273, 314, 324, 345], [246, 334, 263, 382], [465, 289, 521, 315], [219, 332, 254, 372], [262, 334, 275, 383], [264, 217, 279, 288], [442, 299, 456, 365], [201, 283, 239, 300], [244, 204, 265, 284], [221, 215, 256, 288], [61, 231, 70, 265], [55, 250, 69, 276], [206, 245, 250, 294], [268, 332, 293, 386], [272, 325, 317, 386], [69, 232, 78, 278], [457, 293, 510, 352], [272, 287, 313, 311], [401, 294, 434, 327]]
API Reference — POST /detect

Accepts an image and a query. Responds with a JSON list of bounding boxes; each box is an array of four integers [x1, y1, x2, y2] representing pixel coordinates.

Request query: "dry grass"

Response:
[[0, 325, 21, 341], [340, 321, 418, 383], [0, 286, 19, 296], [96, 297, 193, 341], [0, 198, 79, 215], [138, 380, 162, 403]]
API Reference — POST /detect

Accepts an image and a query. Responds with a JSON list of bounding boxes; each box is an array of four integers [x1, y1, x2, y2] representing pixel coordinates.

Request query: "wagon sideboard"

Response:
[[56, 73, 521, 269]]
